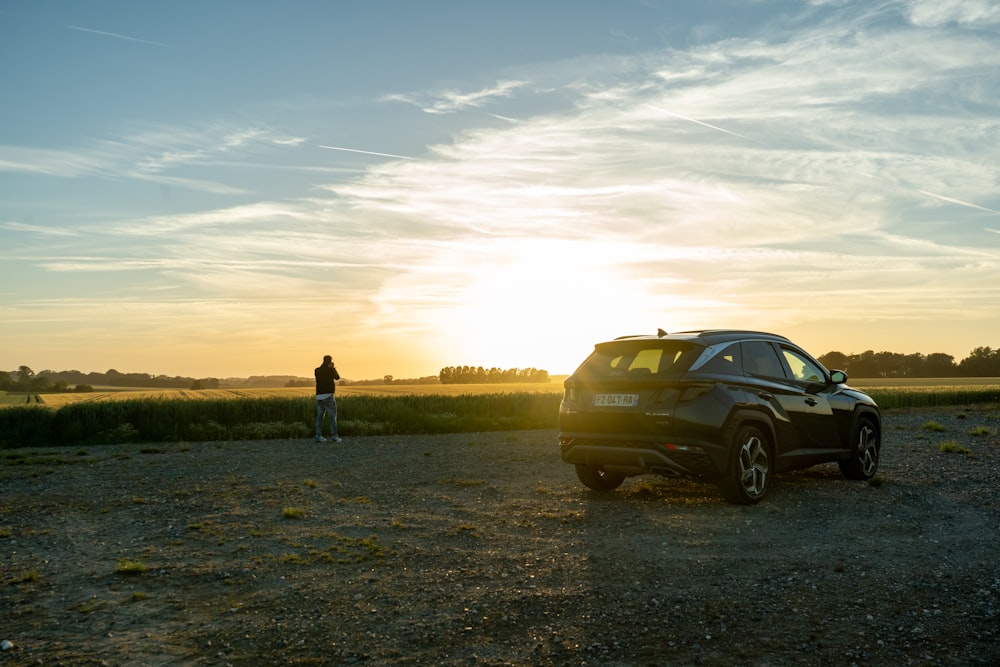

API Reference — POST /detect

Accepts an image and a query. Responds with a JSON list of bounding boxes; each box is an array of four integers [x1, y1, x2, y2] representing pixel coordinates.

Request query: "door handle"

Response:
[[757, 391, 773, 401], [804, 397, 818, 406]]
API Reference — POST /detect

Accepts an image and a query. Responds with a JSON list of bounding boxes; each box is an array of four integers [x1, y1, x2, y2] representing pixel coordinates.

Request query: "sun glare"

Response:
[[440, 245, 664, 374]]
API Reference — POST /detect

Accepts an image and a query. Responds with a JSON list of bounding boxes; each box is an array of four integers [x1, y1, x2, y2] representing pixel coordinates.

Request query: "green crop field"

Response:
[[849, 378, 1000, 409], [849, 377, 1000, 388], [0, 385, 566, 450]]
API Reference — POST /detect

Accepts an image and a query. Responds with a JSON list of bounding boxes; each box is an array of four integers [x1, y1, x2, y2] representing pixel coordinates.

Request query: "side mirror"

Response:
[[830, 370, 848, 384]]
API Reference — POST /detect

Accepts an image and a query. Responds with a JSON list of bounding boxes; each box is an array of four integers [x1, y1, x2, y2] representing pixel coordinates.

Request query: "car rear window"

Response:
[[575, 341, 699, 379]]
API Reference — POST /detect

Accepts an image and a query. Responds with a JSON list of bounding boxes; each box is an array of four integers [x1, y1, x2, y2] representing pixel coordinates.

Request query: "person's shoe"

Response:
[[315, 436, 328, 443], [331, 436, 343, 443]]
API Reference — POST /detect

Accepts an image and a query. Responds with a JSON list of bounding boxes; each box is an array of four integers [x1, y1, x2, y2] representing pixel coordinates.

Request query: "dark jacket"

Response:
[[314, 363, 340, 395]]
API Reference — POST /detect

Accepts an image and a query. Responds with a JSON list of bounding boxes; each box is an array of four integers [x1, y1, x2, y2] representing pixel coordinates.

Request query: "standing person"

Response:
[[314, 355, 342, 443]]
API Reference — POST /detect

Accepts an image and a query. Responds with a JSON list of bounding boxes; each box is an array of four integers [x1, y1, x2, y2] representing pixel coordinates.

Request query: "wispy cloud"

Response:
[[386, 80, 527, 114], [0, 124, 309, 194], [0, 145, 112, 177], [1, 222, 78, 237], [109, 203, 315, 236], [906, 0, 1000, 27]]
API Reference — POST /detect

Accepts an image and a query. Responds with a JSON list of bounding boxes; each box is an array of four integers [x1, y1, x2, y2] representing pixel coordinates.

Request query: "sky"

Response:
[[2, 0, 999, 381]]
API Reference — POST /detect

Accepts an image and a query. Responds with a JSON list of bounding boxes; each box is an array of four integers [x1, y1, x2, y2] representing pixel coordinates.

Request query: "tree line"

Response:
[[438, 366, 550, 384], [1, 367, 222, 392], [0, 366, 96, 393], [0, 367, 354, 392], [816, 347, 1000, 378]]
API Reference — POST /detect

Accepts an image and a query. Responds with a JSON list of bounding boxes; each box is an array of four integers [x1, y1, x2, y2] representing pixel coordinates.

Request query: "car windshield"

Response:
[[574, 340, 699, 379]]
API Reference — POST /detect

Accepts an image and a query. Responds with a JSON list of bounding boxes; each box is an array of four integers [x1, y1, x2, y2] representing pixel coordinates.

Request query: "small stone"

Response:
[[1, 640, 13, 651]]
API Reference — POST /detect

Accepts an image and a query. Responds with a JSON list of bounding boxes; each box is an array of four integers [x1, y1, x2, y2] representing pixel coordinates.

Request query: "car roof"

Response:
[[610, 329, 793, 346]]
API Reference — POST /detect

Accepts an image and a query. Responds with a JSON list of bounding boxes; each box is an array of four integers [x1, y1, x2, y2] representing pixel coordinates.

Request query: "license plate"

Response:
[[593, 393, 639, 407]]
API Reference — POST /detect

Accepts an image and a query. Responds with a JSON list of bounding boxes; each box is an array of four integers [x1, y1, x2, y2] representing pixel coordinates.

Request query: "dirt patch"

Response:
[[2, 406, 998, 666]]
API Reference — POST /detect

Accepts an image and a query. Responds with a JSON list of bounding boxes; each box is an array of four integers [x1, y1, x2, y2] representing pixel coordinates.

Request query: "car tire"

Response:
[[721, 425, 770, 504], [838, 415, 880, 480], [575, 464, 626, 491]]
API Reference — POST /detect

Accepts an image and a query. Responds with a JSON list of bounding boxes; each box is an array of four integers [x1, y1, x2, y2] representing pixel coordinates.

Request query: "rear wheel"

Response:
[[721, 425, 770, 504], [839, 415, 880, 480], [575, 464, 626, 491]]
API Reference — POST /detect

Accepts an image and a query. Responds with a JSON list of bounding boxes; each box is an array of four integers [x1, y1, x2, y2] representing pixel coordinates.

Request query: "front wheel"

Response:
[[839, 415, 880, 480], [721, 425, 771, 504], [575, 464, 626, 491]]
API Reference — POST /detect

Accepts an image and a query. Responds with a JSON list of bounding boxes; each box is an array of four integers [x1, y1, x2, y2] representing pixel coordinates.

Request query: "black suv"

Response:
[[558, 330, 881, 504]]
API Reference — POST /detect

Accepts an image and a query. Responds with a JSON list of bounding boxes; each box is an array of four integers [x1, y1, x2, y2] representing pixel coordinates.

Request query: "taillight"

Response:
[[563, 381, 578, 403]]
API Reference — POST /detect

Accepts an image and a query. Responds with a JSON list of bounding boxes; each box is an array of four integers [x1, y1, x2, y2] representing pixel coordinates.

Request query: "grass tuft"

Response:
[[116, 559, 147, 575], [938, 441, 973, 456], [12, 568, 41, 584]]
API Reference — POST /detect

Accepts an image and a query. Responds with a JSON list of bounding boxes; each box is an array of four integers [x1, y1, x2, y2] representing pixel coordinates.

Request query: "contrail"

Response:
[[68, 25, 168, 47], [919, 190, 1000, 215], [644, 104, 754, 142], [318, 145, 414, 160], [487, 112, 519, 124]]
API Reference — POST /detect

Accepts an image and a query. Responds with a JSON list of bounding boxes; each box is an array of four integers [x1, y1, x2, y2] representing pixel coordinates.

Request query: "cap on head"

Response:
[[323, 355, 332, 363]]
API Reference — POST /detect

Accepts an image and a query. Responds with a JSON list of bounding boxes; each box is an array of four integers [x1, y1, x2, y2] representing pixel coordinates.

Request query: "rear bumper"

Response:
[[559, 433, 722, 478]]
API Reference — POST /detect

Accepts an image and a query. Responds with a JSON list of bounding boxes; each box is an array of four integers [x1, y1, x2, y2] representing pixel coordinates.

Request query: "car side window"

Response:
[[781, 348, 826, 383], [741, 341, 787, 379], [699, 343, 741, 374]]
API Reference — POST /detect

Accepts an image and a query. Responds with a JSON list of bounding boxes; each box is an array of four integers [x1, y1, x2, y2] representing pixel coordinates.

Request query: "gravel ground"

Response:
[[1, 405, 998, 666]]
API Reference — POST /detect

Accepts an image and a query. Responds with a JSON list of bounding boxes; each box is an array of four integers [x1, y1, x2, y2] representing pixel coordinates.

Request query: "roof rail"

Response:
[[684, 329, 790, 341]]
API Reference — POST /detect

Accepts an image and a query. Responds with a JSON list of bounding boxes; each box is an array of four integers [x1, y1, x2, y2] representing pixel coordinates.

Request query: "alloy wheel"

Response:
[[856, 423, 879, 477], [738, 434, 769, 499]]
